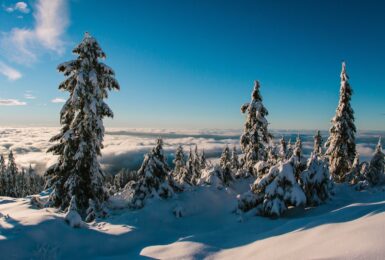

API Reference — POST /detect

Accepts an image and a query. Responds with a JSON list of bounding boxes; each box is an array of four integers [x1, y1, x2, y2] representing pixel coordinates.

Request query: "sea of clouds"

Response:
[[0, 127, 383, 176]]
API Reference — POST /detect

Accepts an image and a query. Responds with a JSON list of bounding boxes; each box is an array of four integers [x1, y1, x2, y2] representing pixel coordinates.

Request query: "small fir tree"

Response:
[[278, 137, 287, 161], [200, 150, 208, 170], [220, 145, 233, 184], [6, 150, 18, 197], [300, 153, 332, 206], [366, 138, 385, 185], [238, 161, 306, 217], [314, 130, 323, 155], [191, 145, 202, 184], [0, 154, 5, 195], [230, 146, 240, 171], [126, 138, 174, 208], [172, 145, 191, 187]]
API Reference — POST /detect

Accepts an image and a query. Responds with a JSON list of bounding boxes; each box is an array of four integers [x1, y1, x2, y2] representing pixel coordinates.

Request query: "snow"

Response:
[[1, 182, 385, 259]]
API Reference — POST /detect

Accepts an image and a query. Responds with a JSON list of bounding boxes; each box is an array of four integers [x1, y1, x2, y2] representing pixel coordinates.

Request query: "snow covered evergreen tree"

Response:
[[45, 32, 120, 220], [286, 139, 293, 159], [290, 135, 307, 178], [219, 145, 233, 184], [230, 146, 240, 171], [314, 130, 323, 155], [125, 138, 174, 208], [191, 145, 202, 184], [278, 137, 287, 161], [172, 145, 191, 187], [6, 150, 18, 197], [200, 150, 208, 170], [325, 62, 356, 182], [300, 153, 332, 206], [0, 154, 5, 194], [240, 80, 273, 174], [238, 160, 306, 217], [114, 169, 137, 190], [365, 138, 385, 185]]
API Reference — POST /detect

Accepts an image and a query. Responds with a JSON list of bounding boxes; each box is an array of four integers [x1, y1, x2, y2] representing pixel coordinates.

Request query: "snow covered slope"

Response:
[[1, 182, 384, 259]]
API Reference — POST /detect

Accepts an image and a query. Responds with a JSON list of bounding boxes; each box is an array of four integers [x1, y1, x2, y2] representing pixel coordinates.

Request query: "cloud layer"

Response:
[[0, 128, 383, 176]]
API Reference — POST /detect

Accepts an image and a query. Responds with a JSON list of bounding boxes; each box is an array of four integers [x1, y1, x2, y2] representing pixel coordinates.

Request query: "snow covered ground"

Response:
[[1, 180, 384, 259]]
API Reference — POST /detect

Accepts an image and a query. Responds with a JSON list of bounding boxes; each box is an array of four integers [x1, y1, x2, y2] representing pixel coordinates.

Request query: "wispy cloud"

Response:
[[0, 0, 69, 65], [0, 61, 22, 80], [24, 93, 36, 99], [4, 2, 30, 13], [51, 98, 66, 103], [0, 99, 27, 106]]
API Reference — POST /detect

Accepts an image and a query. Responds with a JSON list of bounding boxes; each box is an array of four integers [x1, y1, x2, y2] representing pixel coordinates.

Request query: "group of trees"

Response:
[[2, 33, 380, 223], [0, 151, 44, 198], [237, 62, 384, 216]]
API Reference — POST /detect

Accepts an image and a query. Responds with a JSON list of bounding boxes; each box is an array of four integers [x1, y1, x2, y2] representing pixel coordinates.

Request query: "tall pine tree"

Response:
[[45, 32, 120, 219], [240, 80, 272, 174], [325, 62, 356, 182]]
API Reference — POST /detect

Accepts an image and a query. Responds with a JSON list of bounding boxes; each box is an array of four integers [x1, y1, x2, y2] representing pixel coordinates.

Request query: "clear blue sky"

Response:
[[0, 0, 384, 130]]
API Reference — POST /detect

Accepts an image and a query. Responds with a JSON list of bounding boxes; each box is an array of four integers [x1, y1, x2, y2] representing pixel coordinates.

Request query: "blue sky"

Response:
[[0, 0, 384, 130]]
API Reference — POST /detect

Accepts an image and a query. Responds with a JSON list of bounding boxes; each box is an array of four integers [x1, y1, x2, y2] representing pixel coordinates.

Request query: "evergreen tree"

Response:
[[325, 62, 356, 182], [16, 168, 27, 197], [113, 169, 137, 190], [290, 135, 307, 179], [45, 32, 120, 219], [0, 154, 5, 194], [219, 145, 233, 184], [172, 145, 190, 186], [240, 80, 273, 174], [366, 138, 385, 185], [230, 146, 240, 170], [286, 139, 293, 159], [314, 130, 323, 155], [278, 137, 287, 161], [6, 150, 18, 197], [238, 160, 306, 216], [200, 150, 207, 169], [293, 134, 302, 158], [126, 138, 174, 208], [300, 153, 332, 206], [192, 145, 202, 183], [185, 147, 196, 185], [267, 145, 279, 166]]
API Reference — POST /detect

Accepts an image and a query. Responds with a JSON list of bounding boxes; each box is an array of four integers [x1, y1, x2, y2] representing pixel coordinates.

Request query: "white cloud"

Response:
[[0, 61, 22, 80], [51, 98, 66, 103], [24, 93, 36, 99], [5, 2, 30, 13], [0, 99, 27, 106], [0, 0, 69, 65]]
